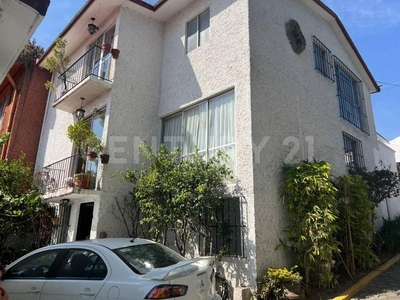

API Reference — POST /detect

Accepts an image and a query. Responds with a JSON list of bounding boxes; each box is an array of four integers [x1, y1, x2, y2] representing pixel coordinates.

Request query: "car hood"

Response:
[[142, 257, 214, 281]]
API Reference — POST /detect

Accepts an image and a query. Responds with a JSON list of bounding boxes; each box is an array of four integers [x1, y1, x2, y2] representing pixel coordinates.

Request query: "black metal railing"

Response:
[[313, 36, 334, 81], [343, 131, 365, 169], [53, 45, 112, 101], [34, 154, 85, 194]]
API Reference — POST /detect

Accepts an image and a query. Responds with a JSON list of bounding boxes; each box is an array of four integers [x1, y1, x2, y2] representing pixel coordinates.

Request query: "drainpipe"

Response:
[[1, 73, 19, 160]]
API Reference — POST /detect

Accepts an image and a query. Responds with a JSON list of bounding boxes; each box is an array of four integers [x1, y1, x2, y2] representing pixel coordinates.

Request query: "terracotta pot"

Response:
[[111, 48, 120, 59], [87, 150, 97, 159], [100, 154, 110, 164], [74, 173, 94, 189], [102, 43, 111, 54]]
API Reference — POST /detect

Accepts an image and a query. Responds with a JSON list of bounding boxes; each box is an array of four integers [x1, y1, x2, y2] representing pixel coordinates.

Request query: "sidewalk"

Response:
[[351, 260, 400, 299]]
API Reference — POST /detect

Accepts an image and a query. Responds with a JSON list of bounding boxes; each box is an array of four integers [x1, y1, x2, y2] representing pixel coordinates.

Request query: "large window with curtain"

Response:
[[162, 90, 235, 172]]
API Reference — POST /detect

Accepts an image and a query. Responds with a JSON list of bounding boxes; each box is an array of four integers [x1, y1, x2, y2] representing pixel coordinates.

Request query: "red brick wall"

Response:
[[6, 65, 51, 166]]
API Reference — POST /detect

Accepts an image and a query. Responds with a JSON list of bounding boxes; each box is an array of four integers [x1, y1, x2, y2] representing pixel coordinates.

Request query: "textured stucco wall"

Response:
[[248, 0, 379, 278], [95, 5, 165, 239], [159, 0, 254, 289]]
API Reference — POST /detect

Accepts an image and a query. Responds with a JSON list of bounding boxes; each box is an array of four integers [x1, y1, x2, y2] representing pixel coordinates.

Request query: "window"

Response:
[[0, 89, 11, 129], [162, 90, 235, 172], [6, 250, 60, 279], [186, 9, 210, 53], [334, 56, 369, 133], [343, 132, 365, 169], [209, 197, 244, 256], [86, 25, 115, 79], [313, 36, 334, 81], [56, 249, 107, 280], [115, 244, 185, 274]]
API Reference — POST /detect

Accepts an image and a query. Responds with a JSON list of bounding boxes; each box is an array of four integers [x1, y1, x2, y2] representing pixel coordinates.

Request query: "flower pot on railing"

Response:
[[102, 43, 111, 54], [74, 173, 94, 189], [100, 154, 110, 164], [87, 150, 97, 160], [111, 48, 120, 59]]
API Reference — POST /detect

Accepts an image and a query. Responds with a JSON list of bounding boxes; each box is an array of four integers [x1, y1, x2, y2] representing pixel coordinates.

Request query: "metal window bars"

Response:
[[343, 131, 365, 169], [312, 36, 334, 81], [334, 56, 369, 134]]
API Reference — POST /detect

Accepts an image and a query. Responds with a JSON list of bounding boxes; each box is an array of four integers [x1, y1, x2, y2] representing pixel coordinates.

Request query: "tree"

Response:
[[43, 38, 70, 91], [19, 39, 44, 66], [115, 142, 232, 256], [350, 163, 400, 207], [0, 134, 55, 263]]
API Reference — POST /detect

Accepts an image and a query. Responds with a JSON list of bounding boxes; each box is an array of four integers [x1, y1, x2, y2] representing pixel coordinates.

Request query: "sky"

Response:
[[32, 0, 400, 141]]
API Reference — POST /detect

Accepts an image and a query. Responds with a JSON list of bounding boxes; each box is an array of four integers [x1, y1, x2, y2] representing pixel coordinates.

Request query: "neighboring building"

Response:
[[35, 0, 380, 295], [0, 60, 51, 165], [374, 134, 400, 228], [0, 0, 50, 82], [390, 136, 400, 163]]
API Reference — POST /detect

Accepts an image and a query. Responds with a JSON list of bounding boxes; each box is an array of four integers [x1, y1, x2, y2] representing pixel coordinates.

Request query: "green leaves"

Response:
[[117, 142, 232, 256]]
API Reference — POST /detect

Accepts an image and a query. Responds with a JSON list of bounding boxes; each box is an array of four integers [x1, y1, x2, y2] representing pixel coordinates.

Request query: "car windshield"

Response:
[[114, 243, 185, 274]]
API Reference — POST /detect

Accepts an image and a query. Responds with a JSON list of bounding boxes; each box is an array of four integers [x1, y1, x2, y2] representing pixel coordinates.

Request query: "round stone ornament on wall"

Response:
[[285, 19, 306, 54]]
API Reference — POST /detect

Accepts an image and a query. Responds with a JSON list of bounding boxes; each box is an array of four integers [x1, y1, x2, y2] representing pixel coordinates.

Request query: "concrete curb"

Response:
[[333, 253, 400, 300]]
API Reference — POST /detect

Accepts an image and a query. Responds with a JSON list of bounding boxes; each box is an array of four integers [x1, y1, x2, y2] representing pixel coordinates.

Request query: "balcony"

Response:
[[35, 154, 101, 201], [52, 45, 112, 113]]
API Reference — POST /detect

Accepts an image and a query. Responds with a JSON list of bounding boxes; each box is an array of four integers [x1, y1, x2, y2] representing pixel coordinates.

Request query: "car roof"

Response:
[[55, 238, 156, 250]]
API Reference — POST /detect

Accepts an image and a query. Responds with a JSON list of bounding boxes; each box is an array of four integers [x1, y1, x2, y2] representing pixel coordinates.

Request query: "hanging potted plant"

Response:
[[43, 38, 70, 94], [67, 119, 102, 189]]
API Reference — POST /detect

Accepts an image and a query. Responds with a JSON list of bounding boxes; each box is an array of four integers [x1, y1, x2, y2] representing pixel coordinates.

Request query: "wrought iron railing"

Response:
[[53, 45, 112, 102]]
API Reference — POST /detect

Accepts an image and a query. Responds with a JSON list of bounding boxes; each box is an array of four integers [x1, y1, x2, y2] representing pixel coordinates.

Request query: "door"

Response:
[[2, 249, 61, 300], [75, 202, 94, 241], [40, 249, 109, 300]]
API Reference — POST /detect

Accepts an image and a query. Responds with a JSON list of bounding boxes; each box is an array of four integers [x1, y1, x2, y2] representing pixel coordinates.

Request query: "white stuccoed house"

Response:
[[34, 0, 384, 297]]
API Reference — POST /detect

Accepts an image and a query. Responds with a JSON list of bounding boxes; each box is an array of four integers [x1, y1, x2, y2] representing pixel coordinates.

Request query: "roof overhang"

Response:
[[38, 0, 195, 66], [0, 0, 50, 83], [302, 0, 380, 93]]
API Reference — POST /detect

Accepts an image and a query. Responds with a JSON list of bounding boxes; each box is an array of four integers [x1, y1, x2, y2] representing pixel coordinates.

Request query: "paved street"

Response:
[[351, 260, 400, 300]]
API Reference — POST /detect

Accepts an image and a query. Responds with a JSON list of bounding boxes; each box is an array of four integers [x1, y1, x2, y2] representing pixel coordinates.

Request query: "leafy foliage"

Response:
[[19, 39, 44, 66], [0, 143, 54, 263], [252, 277, 287, 300], [350, 163, 399, 207], [43, 38, 70, 91], [335, 175, 379, 278], [380, 216, 400, 252], [115, 142, 232, 256], [281, 161, 339, 292], [266, 267, 302, 284], [0, 132, 10, 147]]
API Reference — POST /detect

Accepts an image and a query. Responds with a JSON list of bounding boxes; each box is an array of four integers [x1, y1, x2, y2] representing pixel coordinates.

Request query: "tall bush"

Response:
[[281, 161, 339, 292]]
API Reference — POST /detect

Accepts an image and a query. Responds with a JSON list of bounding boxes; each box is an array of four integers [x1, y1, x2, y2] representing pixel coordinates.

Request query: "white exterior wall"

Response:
[[375, 135, 400, 228], [248, 0, 379, 277], [390, 136, 400, 162], [159, 0, 255, 289], [96, 5, 165, 238]]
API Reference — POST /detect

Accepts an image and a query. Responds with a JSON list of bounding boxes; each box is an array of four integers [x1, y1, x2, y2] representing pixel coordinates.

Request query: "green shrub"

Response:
[[267, 267, 302, 284], [380, 216, 400, 252]]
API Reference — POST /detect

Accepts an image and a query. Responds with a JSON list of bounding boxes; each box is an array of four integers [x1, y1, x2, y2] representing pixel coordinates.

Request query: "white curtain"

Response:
[[163, 114, 182, 152], [182, 102, 207, 157], [209, 91, 235, 172]]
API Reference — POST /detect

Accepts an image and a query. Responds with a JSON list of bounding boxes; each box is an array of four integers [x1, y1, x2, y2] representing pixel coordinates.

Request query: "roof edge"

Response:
[[313, 0, 380, 93]]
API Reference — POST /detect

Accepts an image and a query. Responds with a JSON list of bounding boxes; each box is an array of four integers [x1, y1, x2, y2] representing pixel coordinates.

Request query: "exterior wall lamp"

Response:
[[88, 17, 99, 35], [76, 97, 85, 119]]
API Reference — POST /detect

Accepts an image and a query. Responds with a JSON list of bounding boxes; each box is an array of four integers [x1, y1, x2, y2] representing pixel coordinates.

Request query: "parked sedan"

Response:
[[1, 238, 222, 300]]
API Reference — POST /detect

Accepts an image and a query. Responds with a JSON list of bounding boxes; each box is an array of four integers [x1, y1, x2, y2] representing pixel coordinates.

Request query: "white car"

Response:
[[1, 238, 222, 300]]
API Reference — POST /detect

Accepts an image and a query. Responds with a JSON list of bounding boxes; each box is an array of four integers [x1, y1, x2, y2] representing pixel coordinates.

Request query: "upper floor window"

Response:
[[343, 131, 365, 169], [334, 56, 369, 134], [186, 9, 210, 53], [162, 90, 235, 173], [313, 36, 334, 81], [0, 90, 11, 129]]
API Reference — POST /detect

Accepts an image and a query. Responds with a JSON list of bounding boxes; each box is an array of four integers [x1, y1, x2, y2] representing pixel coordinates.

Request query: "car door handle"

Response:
[[79, 291, 96, 296], [27, 289, 40, 294]]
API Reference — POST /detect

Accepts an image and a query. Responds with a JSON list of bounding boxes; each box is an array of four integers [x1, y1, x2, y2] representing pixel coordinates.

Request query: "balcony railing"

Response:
[[53, 45, 112, 102], [35, 154, 98, 195]]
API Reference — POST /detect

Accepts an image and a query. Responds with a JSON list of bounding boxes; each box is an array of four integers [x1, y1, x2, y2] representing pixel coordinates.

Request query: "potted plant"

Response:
[[67, 119, 101, 189], [252, 267, 303, 300], [43, 38, 70, 94]]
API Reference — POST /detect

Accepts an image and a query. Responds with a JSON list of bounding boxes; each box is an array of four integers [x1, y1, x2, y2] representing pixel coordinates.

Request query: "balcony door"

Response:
[[86, 24, 115, 80], [85, 110, 105, 189]]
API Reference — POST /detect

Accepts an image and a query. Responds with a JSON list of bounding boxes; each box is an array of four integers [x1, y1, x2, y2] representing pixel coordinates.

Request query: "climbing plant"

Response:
[[281, 161, 339, 293]]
